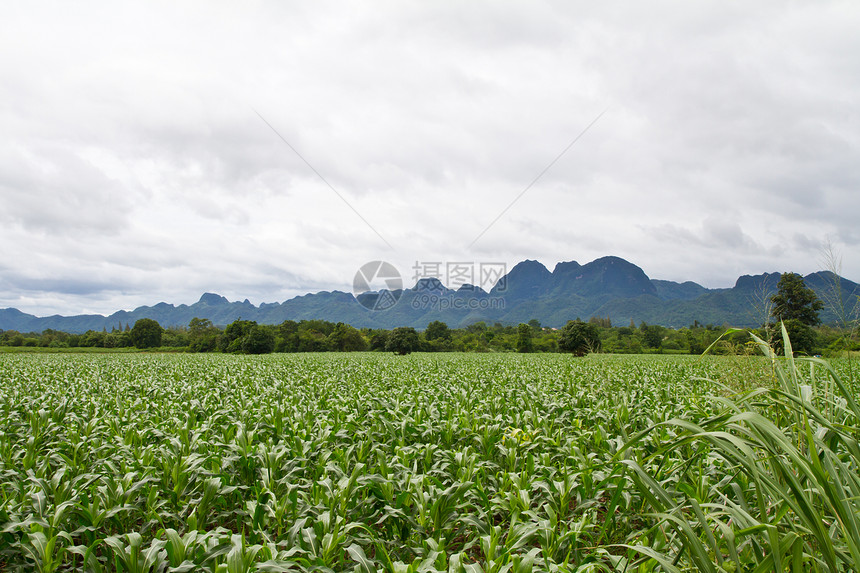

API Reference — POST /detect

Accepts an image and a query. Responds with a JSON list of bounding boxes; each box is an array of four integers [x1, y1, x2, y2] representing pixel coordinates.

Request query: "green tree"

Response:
[[466, 322, 487, 334], [277, 320, 299, 338], [425, 320, 451, 342], [386, 327, 420, 355], [369, 331, 389, 351], [7, 332, 24, 347], [220, 319, 256, 352], [558, 320, 600, 356], [129, 318, 163, 349], [188, 317, 219, 352], [771, 272, 824, 326], [161, 327, 189, 348], [296, 330, 328, 352], [189, 317, 214, 335], [684, 328, 705, 354], [640, 323, 665, 349], [102, 333, 118, 348], [327, 323, 368, 352], [242, 325, 276, 354], [770, 273, 823, 355], [81, 330, 106, 347], [770, 318, 819, 356], [516, 323, 534, 353], [275, 320, 299, 353]]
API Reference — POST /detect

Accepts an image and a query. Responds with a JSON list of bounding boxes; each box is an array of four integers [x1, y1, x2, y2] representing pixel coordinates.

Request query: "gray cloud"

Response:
[[0, 144, 134, 235], [1, 1, 859, 315]]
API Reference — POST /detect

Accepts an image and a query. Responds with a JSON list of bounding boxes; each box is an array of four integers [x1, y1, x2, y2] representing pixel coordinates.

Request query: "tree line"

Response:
[[0, 317, 852, 357], [0, 317, 594, 355], [2, 273, 855, 355]]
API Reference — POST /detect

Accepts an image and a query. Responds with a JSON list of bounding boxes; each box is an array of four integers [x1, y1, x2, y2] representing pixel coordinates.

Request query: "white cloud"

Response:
[[1, 0, 859, 316]]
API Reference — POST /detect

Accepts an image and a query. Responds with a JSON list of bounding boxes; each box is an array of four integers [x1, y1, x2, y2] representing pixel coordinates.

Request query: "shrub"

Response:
[[386, 327, 419, 355], [130, 319, 164, 349], [558, 320, 600, 356]]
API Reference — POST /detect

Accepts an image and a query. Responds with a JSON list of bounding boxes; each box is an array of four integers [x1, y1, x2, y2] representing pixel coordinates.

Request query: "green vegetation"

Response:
[[385, 327, 420, 355], [425, 321, 452, 344], [768, 272, 825, 355], [770, 272, 824, 326], [0, 340, 858, 571], [130, 318, 164, 349], [557, 320, 600, 356], [515, 323, 534, 354], [3, 314, 860, 356]]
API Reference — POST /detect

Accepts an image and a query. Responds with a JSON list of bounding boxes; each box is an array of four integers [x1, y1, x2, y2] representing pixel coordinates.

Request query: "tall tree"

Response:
[[220, 319, 256, 352], [425, 320, 451, 342], [129, 318, 163, 349], [188, 317, 218, 352], [770, 272, 823, 326], [242, 325, 276, 354], [516, 323, 534, 353], [770, 273, 823, 354], [327, 323, 368, 352], [386, 327, 420, 355]]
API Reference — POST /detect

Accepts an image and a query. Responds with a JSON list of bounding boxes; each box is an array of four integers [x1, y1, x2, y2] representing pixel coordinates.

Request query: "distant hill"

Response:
[[1, 256, 858, 333]]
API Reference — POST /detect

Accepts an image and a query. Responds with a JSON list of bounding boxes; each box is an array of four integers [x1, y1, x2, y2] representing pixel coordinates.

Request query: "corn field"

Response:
[[1, 332, 858, 571]]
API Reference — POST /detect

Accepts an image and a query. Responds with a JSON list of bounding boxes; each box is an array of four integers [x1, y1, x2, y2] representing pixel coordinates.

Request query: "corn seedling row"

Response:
[[0, 343, 856, 571]]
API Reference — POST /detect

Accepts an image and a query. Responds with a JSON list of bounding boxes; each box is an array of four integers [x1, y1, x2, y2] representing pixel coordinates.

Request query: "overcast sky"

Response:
[[2, 1, 858, 316]]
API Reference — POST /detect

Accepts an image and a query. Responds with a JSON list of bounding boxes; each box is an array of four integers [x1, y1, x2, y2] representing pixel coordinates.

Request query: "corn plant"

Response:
[[621, 324, 860, 571], [0, 350, 855, 571]]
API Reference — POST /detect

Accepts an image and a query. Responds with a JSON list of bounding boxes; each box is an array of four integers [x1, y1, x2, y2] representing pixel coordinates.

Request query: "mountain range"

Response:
[[2, 256, 858, 333]]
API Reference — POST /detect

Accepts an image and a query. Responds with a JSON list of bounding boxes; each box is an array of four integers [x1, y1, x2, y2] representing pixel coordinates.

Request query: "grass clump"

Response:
[[621, 323, 860, 571]]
